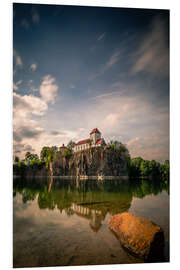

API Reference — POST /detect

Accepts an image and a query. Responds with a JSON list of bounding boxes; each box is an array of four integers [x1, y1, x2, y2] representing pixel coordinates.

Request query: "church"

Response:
[[73, 128, 106, 152]]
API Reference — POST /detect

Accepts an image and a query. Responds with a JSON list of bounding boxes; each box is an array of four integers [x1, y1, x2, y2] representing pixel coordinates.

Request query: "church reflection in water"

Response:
[[71, 202, 105, 232]]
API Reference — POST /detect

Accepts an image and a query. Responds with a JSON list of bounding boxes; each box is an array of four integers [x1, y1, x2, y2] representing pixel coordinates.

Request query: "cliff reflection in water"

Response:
[[13, 178, 169, 232]]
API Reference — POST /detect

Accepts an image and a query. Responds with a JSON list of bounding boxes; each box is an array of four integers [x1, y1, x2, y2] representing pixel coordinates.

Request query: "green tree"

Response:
[[40, 146, 56, 169], [107, 140, 128, 153], [14, 156, 19, 163], [25, 152, 39, 161], [63, 148, 72, 157], [40, 147, 51, 161], [67, 140, 76, 150], [140, 160, 150, 177]]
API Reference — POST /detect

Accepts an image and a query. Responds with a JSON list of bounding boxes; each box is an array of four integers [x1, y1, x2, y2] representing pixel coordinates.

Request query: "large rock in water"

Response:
[[108, 212, 164, 261]]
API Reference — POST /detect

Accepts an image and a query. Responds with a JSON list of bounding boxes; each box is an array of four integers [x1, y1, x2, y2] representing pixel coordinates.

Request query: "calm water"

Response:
[[13, 178, 169, 267]]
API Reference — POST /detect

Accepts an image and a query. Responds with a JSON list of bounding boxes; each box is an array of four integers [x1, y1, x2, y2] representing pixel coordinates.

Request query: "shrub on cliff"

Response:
[[107, 140, 129, 154], [63, 148, 72, 157]]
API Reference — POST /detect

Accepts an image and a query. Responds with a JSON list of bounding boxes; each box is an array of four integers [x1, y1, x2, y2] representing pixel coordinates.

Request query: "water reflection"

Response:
[[13, 178, 169, 233]]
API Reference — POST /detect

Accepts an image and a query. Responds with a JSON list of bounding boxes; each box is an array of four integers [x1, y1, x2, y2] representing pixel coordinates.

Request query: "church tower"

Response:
[[90, 128, 101, 145]]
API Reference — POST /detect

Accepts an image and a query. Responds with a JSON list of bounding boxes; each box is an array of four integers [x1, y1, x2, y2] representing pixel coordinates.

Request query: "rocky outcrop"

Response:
[[13, 147, 128, 178], [108, 212, 164, 261], [52, 147, 128, 177]]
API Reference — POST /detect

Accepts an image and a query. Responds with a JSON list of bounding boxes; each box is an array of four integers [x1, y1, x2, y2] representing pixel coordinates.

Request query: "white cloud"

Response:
[[13, 92, 48, 157], [89, 50, 121, 80], [32, 8, 40, 24], [13, 75, 60, 158], [40, 75, 58, 104], [16, 80, 22, 86], [103, 51, 121, 72], [13, 84, 18, 91], [103, 113, 120, 128], [97, 32, 106, 41], [131, 17, 169, 77], [126, 133, 169, 161], [13, 49, 23, 68], [126, 137, 140, 146], [30, 63, 37, 71], [92, 91, 120, 100], [13, 92, 48, 119], [13, 80, 22, 91]]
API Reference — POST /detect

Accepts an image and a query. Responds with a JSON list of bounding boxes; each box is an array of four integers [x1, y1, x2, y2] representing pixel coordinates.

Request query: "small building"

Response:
[[73, 128, 106, 152], [59, 143, 67, 154]]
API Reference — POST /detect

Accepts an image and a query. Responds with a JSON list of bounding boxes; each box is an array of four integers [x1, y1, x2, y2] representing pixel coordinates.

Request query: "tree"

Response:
[[14, 156, 19, 163], [25, 152, 31, 161], [140, 160, 150, 177], [63, 148, 72, 157], [51, 146, 59, 155], [40, 146, 59, 170], [25, 152, 39, 161], [107, 140, 128, 153], [67, 140, 76, 150], [40, 147, 51, 161], [128, 157, 143, 178], [40, 146, 59, 162]]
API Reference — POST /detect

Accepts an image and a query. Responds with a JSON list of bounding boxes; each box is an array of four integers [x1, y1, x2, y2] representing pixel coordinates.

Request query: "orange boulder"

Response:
[[108, 212, 164, 261]]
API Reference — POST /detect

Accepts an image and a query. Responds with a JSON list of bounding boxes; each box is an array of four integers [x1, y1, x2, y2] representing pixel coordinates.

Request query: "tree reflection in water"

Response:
[[13, 177, 169, 232]]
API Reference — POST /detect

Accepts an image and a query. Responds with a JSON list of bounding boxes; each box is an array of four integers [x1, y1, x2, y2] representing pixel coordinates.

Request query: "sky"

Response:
[[13, 3, 169, 161]]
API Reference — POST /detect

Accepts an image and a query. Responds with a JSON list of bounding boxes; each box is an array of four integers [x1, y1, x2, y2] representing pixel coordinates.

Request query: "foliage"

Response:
[[67, 140, 76, 150], [128, 157, 169, 181], [25, 152, 39, 162], [107, 140, 129, 154], [89, 139, 93, 148], [63, 148, 72, 157], [40, 146, 59, 167], [14, 142, 169, 182], [13, 177, 169, 215], [14, 156, 19, 163]]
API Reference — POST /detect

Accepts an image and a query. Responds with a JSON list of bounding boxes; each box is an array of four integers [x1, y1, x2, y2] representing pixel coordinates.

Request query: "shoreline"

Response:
[[13, 175, 129, 180]]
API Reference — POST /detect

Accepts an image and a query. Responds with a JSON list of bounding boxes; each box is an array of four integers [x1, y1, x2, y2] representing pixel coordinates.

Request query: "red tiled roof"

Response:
[[90, 128, 101, 135], [76, 138, 90, 146], [96, 138, 103, 145]]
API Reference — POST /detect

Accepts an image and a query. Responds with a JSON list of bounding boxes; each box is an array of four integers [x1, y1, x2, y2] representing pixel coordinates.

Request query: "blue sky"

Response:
[[13, 3, 169, 161]]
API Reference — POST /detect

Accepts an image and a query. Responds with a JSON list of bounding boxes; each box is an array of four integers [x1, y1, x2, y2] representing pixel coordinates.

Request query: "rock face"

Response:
[[108, 212, 164, 261], [13, 147, 128, 178], [53, 147, 128, 177]]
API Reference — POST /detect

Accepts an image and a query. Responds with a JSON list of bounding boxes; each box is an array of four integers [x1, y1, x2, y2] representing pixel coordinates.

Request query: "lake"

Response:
[[13, 178, 169, 267]]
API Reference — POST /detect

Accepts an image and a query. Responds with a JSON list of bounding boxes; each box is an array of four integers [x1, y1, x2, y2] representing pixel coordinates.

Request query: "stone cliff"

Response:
[[52, 147, 128, 177]]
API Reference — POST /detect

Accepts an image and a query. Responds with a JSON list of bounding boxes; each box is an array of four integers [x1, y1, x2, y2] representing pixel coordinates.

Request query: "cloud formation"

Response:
[[132, 17, 169, 77], [13, 84, 18, 91], [126, 133, 169, 161], [97, 32, 106, 41], [13, 80, 22, 91], [13, 92, 48, 117], [31, 7, 40, 24], [40, 75, 58, 104], [13, 75, 60, 157], [102, 51, 121, 73], [13, 49, 23, 68], [30, 63, 37, 71], [13, 5, 169, 161]]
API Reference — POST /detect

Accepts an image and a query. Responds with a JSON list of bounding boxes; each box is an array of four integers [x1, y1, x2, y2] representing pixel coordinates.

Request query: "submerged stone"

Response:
[[108, 212, 164, 262]]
